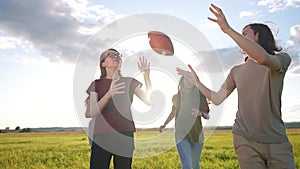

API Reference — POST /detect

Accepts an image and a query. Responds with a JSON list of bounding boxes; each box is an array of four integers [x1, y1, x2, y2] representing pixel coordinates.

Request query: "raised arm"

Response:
[[138, 56, 152, 94], [208, 3, 281, 70], [134, 87, 152, 106], [135, 56, 152, 106], [176, 65, 232, 105]]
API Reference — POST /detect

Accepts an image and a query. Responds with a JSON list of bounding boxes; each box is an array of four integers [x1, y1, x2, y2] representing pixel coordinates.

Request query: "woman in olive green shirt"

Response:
[[159, 76, 209, 169]]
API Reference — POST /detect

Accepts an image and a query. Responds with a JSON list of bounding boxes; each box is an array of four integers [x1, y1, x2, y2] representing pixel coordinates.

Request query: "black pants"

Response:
[[90, 132, 134, 169]]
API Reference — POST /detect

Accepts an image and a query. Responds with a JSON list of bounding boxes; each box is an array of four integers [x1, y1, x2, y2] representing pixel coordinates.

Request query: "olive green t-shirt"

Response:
[[174, 90, 209, 142], [222, 53, 291, 143]]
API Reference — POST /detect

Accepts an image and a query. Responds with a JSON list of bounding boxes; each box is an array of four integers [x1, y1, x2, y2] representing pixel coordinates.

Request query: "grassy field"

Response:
[[0, 129, 299, 169]]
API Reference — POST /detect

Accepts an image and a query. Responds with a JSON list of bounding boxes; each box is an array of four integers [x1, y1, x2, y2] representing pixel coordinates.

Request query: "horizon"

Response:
[[1, 0, 299, 129], [3, 121, 300, 131]]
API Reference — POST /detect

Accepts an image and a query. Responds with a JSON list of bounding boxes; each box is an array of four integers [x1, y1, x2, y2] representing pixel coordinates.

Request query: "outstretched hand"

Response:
[[138, 56, 150, 76], [176, 64, 200, 87], [208, 4, 231, 34], [191, 108, 210, 119], [109, 77, 125, 97]]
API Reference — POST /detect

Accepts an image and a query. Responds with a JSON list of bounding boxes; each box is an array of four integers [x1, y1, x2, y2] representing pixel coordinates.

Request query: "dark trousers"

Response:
[[90, 142, 132, 169], [90, 132, 134, 169]]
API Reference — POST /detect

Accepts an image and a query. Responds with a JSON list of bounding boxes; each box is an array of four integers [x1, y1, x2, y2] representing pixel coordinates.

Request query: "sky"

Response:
[[0, 0, 300, 129]]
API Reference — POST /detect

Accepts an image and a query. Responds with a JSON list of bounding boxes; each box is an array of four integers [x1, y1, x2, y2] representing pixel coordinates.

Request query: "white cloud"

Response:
[[239, 10, 260, 18], [0, 32, 35, 52], [257, 0, 300, 12], [0, 36, 17, 49], [63, 0, 125, 30], [76, 5, 125, 35], [290, 25, 300, 44], [0, 0, 124, 63], [285, 25, 300, 74], [288, 65, 300, 75]]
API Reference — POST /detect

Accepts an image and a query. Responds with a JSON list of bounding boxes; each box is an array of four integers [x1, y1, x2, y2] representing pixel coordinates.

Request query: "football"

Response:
[[148, 31, 174, 56]]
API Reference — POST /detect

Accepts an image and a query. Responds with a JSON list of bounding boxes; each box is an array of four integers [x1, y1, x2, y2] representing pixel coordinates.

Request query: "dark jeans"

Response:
[[90, 132, 134, 169]]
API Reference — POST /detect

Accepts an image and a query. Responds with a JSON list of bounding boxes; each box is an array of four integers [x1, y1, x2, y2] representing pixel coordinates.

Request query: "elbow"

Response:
[[210, 91, 227, 105], [145, 100, 152, 106], [211, 98, 224, 105], [85, 113, 91, 118], [86, 108, 100, 118], [256, 54, 268, 65], [257, 58, 266, 65], [85, 109, 91, 118], [143, 96, 152, 106], [212, 101, 222, 106]]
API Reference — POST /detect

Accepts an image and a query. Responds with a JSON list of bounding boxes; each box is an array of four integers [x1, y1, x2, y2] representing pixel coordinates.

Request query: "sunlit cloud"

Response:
[[288, 66, 300, 75], [288, 104, 300, 113], [239, 10, 261, 18], [0, 0, 299, 75], [0, 33, 35, 52], [257, 0, 300, 12], [0, 36, 18, 49], [0, 0, 124, 63], [289, 25, 300, 44], [285, 25, 300, 75]]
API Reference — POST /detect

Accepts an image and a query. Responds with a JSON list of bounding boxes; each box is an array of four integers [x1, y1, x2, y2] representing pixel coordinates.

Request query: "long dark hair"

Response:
[[99, 48, 122, 78], [244, 23, 282, 55], [173, 76, 209, 114]]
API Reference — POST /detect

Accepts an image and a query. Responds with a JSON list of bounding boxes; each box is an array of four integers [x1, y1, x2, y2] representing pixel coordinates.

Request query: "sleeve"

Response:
[[172, 94, 178, 115], [172, 94, 177, 104], [199, 92, 210, 113], [130, 78, 142, 91], [86, 81, 96, 95], [275, 53, 291, 73], [221, 68, 236, 93]]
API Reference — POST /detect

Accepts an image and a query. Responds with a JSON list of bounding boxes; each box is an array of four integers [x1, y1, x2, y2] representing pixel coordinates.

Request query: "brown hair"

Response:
[[99, 48, 122, 78], [172, 76, 209, 115], [243, 23, 282, 55]]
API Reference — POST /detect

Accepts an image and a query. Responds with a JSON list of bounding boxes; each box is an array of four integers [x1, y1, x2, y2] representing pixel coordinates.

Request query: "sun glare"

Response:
[[131, 69, 178, 128]]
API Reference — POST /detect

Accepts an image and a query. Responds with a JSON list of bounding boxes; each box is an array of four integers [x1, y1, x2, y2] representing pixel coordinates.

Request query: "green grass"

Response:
[[0, 132, 90, 169], [0, 129, 299, 169]]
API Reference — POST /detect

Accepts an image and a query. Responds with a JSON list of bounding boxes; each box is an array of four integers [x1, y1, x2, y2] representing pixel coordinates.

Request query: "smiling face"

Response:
[[242, 26, 259, 43], [178, 76, 194, 94], [100, 48, 123, 78], [101, 49, 122, 68], [183, 77, 193, 89]]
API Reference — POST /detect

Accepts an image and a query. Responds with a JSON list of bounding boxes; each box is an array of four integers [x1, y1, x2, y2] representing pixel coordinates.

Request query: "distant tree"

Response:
[[2, 127, 10, 133], [15, 126, 20, 131], [20, 128, 32, 133]]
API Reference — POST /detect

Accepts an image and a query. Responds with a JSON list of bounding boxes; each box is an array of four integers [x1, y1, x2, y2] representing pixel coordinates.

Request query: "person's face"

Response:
[[183, 77, 193, 89], [242, 26, 259, 43], [101, 50, 122, 69]]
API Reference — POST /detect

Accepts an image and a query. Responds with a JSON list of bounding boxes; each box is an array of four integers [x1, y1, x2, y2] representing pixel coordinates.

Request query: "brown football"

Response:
[[148, 31, 174, 56]]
